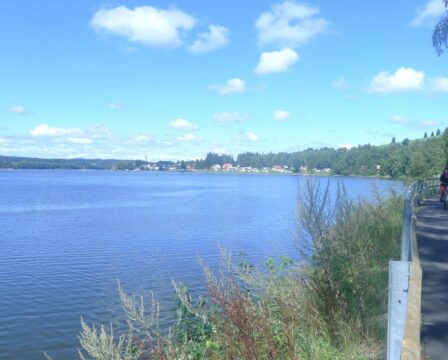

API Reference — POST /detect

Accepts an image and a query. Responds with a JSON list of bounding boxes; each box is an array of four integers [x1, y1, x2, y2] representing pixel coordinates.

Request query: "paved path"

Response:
[[417, 198, 448, 360]]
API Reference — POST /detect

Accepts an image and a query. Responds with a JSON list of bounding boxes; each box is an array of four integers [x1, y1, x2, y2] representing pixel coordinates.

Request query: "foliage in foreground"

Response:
[[75, 180, 403, 360], [433, 0, 448, 56]]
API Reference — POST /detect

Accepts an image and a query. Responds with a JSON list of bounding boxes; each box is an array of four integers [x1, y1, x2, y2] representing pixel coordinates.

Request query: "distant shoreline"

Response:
[[0, 167, 405, 182]]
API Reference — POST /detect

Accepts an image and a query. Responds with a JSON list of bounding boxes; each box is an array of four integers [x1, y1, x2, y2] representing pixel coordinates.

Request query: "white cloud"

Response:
[[246, 132, 259, 142], [176, 133, 197, 142], [410, 0, 446, 27], [210, 147, 227, 154], [131, 132, 153, 143], [422, 119, 442, 126], [87, 125, 112, 139], [332, 78, 350, 89], [90, 5, 196, 48], [209, 78, 247, 95], [9, 105, 28, 115], [337, 144, 354, 149], [255, 48, 298, 74], [256, 1, 329, 47], [273, 110, 290, 121], [189, 25, 230, 54], [430, 76, 448, 92], [30, 124, 81, 137], [368, 67, 425, 93], [109, 101, 125, 110], [390, 115, 409, 124], [390, 115, 442, 129], [168, 118, 197, 130], [213, 112, 248, 122], [67, 137, 95, 144], [366, 129, 395, 139]]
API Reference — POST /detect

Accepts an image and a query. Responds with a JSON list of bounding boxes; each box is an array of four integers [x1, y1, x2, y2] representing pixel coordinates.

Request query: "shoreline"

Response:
[[0, 167, 410, 182]]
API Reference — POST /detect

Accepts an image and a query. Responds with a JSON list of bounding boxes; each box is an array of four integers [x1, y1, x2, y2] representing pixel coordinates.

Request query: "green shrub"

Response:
[[73, 179, 403, 360]]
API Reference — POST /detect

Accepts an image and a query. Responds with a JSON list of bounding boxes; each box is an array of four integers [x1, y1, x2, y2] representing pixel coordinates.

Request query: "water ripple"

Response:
[[0, 170, 405, 359]]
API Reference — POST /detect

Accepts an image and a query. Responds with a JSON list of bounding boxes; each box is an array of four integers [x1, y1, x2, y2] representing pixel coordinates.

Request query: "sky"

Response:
[[1, 0, 447, 160]]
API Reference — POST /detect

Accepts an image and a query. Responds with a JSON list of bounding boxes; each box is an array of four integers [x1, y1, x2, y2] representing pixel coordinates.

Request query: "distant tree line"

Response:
[[193, 130, 447, 178], [192, 152, 235, 169], [0, 156, 126, 170], [1, 130, 447, 178]]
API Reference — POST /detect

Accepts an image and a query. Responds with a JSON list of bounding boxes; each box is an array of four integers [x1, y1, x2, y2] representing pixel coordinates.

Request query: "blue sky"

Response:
[[1, 0, 447, 160]]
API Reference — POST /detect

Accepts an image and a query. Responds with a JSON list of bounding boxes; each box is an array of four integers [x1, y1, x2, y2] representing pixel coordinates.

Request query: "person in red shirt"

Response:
[[440, 168, 448, 201]]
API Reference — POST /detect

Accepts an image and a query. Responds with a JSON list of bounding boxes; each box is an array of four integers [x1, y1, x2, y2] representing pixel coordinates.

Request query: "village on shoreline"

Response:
[[132, 161, 334, 175]]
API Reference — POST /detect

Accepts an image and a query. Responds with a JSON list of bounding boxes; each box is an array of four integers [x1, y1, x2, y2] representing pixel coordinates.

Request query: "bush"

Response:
[[73, 179, 403, 360]]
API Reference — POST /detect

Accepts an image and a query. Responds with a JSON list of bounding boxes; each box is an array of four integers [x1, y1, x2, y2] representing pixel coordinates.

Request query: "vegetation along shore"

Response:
[[65, 180, 404, 360], [2, 130, 447, 179]]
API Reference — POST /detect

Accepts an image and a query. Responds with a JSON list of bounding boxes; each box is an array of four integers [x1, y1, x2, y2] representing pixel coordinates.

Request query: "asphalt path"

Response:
[[418, 198, 448, 359]]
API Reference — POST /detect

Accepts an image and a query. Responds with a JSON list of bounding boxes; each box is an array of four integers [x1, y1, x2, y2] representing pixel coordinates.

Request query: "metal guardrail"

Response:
[[387, 177, 439, 360]]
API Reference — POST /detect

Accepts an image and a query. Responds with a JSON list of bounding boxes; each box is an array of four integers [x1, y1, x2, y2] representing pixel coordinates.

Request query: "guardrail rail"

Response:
[[387, 177, 439, 360]]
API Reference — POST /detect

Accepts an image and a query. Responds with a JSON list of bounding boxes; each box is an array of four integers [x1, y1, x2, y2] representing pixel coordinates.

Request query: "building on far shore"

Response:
[[271, 165, 284, 172], [222, 163, 233, 171]]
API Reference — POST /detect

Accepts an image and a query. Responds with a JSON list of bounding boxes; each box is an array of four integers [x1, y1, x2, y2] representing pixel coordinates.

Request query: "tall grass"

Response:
[[73, 179, 403, 360], [296, 180, 402, 350]]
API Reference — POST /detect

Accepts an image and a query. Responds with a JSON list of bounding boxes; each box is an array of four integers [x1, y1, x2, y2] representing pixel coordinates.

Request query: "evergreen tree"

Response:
[[437, 129, 441, 136], [424, 132, 428, 138], [391, 137, 396, 144], [431, 131, 435, 137]]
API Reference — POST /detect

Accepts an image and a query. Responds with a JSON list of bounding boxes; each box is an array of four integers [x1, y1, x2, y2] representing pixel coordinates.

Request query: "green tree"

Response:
[[424, 132, 428, 138], [431, 131, 435, 137], [113, 161, 139, 170], [391, 137, 396, 144], [433, 0, 448, 55], [443, 128, 448, 166], [437, 129, 442, 136], [423, 137, 445, 175]]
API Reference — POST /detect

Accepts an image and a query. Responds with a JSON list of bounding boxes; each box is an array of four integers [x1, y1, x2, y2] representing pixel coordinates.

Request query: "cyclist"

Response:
[[440, 167, 448, 201]]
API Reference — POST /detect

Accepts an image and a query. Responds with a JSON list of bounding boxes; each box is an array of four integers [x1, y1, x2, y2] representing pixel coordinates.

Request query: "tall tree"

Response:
[[424, 132, 428, 138], [443, 128, 448, 167], [433, 0, 448, 55]]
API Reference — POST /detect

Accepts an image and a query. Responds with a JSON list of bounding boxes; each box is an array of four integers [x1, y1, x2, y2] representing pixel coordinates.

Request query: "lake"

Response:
[[0, 170, 405, 359]]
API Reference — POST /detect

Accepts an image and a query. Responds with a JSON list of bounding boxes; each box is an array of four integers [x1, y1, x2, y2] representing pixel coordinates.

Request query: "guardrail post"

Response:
[[387, 261, 410, 360], [401, 192, 412, 262]]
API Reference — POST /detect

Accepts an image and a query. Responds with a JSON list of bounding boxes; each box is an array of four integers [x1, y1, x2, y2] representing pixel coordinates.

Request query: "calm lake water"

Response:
[[0, 170, 405, 359]]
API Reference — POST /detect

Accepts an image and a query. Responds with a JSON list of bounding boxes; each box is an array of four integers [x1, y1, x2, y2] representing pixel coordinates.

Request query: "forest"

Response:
[[1, 130, 446, 179], [194, 131, 447, 178]]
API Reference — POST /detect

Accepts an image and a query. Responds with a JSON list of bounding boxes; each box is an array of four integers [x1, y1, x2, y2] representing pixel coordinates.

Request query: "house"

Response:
[[222, 163, 233, 171], [211, 164, 221, 171]]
